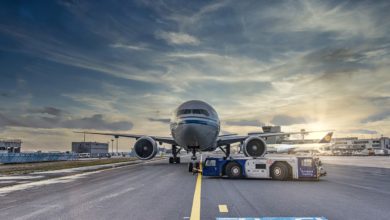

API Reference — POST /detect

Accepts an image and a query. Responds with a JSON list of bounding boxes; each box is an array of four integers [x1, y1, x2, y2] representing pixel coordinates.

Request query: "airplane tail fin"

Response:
[[319, 132, 333, 143]]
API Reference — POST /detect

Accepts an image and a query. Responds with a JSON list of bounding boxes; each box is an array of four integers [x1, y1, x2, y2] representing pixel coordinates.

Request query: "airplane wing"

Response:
[[74, 131, 177, 145], [217, 131, 316, 146]]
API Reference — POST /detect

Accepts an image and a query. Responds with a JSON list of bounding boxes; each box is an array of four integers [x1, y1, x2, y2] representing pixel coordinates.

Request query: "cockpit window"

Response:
[[177, 109, 192, 115], [177, 109, 209, 116], [192, 109, 209, 116]]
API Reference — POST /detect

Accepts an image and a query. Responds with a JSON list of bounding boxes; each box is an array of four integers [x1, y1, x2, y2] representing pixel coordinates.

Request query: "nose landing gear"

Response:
[[188, 147, 200, 173]]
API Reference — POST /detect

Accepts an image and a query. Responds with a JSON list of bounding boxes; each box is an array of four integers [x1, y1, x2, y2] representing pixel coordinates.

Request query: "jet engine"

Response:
[[242, 136, 267, 157], [133, 136, 158, 160]]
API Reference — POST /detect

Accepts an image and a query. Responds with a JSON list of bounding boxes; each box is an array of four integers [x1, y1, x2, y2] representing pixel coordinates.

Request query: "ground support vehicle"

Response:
[[202, 155, 326, 180]]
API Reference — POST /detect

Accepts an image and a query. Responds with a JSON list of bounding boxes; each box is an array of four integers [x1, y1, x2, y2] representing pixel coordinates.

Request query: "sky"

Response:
[[0, 0, 389, 151]]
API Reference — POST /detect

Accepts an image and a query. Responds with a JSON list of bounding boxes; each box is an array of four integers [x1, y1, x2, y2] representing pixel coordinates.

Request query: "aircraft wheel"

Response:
[[175, 157, 181, 164], [188, 163, 193, 172], [271, 162, 289, 181], [169, 157, 173, 164], [225, 162, 242, 178]]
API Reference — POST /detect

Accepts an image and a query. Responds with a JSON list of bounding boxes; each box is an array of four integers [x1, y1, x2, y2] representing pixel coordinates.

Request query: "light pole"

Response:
[[111, 139, 114, 154], [115, 136, 119, 154]]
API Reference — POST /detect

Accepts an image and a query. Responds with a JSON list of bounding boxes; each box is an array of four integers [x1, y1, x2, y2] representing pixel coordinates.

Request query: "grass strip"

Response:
[[0, 158, 138, 175]]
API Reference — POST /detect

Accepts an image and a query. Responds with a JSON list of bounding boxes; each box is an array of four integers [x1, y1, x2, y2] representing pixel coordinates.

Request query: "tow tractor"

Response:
[[200, 155, 326, 180]]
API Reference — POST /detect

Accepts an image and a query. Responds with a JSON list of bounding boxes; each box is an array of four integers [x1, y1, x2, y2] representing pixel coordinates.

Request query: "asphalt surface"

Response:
[[0, 156, 390, 220]]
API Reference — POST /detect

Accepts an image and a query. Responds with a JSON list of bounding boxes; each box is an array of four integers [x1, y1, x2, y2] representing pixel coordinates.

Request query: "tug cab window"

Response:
[[205, 159, 216, 167], [301, 158, 313, 167]]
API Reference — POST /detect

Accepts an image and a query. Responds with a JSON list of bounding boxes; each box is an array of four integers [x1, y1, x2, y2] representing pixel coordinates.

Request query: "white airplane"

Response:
[[77, 100, 316, 171], [268, 132, 333, 154]]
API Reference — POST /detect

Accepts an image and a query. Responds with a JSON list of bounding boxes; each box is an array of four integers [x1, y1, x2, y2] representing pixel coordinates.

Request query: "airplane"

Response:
[[76, 100, 320, 171], [267, 132, 334, 154]]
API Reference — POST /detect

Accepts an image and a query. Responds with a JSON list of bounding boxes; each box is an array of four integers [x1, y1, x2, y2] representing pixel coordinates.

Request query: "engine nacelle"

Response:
[[133, 136, 158, 160], [242, 136, 267, 157]]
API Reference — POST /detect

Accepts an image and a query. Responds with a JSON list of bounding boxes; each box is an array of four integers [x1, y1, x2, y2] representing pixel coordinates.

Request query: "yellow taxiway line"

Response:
[[190, 158, 203, 220]]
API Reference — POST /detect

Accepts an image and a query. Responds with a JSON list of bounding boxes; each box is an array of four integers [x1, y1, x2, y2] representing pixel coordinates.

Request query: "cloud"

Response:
[[0, 113, 24, 128], [271, 115, 307, 126], [148, 118, 170, 124], [301, 47, 374, 76], [110, 43, 149, 51], [0, 110, 133, 131], [361, 111, 390, 123], [146, 1, 228, 30], [28, 107, 62, 116], [62, 114, 133, 130], [262, 0, 387, 39], [225, 119, 264, 127], [0, 92, 11, 97], [304, 48, 361, 64], [155, 31, 200, 45], [344, 129, 378, 135]]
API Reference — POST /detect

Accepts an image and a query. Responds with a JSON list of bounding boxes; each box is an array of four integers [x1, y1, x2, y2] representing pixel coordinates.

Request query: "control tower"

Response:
[[262, 126, 285, 144]]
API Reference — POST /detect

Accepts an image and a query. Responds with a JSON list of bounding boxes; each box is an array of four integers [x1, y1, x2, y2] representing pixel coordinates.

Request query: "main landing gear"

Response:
[[169, 145, 181, 164]]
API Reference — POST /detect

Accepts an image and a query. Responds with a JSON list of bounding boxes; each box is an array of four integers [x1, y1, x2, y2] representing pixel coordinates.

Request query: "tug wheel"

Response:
[[225, 162, 242, 178], [271, 162, 289, 181]]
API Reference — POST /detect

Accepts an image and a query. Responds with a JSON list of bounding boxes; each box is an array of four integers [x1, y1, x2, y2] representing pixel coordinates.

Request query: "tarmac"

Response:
[[0, 155, 389, 220]]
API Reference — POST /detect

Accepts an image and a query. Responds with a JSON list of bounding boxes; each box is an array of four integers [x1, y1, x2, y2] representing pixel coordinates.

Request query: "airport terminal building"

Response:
[[0, 139, 22, 153], [71, 142, 108, 154], [332, 137, 390, 151]]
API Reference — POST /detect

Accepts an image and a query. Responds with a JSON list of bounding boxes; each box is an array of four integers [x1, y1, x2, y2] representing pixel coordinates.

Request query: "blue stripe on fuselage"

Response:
[[178, 119, 219, 128], [178, 115, 218, 122]]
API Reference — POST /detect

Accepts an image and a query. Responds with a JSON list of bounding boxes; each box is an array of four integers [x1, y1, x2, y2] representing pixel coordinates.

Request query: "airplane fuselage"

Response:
[[170, 100, 220, 151]]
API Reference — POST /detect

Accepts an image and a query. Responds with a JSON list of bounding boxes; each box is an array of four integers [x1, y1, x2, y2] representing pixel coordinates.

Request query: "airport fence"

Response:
[[0, 152, 78, 164]]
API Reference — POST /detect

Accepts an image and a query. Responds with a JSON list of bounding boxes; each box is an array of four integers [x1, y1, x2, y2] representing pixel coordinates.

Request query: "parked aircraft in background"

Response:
[[267, 132, 334, 154]]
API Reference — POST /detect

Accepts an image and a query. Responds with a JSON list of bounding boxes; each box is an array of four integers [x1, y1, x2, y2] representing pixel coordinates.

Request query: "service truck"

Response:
[[201, 155, 326, 180]]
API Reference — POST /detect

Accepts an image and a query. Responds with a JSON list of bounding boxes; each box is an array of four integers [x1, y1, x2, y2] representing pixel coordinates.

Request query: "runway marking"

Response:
[[190, 159, 202, 220], [95, 187, 135, 203], [0, 170, 103, 196], [218, 204, 228, 213], [14, 205, 61, 220], [331, 180, 390, 195]]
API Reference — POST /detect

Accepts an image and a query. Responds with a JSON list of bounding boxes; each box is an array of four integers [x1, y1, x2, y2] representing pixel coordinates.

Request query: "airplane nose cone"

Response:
[[173, 118, 219, 150], [180, 124, 200, 146]]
